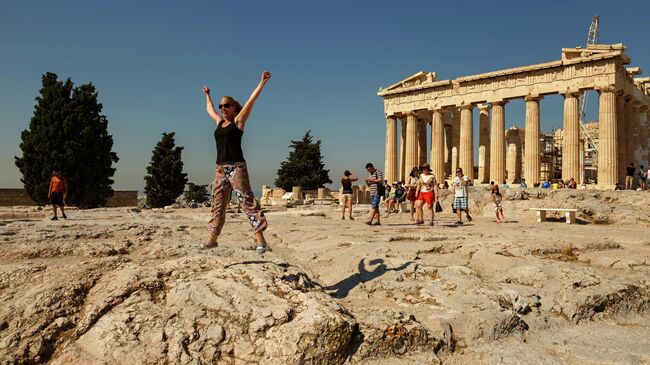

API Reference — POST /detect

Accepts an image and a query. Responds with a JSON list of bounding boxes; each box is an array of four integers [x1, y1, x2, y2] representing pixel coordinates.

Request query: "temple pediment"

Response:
[[380, 71, 437, 92]]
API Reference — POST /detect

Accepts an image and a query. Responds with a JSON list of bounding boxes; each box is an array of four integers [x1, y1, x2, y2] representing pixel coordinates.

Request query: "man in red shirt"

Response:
[[48, 168, 68, 220]]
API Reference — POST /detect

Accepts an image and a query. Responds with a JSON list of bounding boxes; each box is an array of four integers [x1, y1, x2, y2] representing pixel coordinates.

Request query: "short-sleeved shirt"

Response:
[[369, 169, 383, 196], [407, 176, 419, 188], [452, 175, 469, 197], [419, 174, 436, 193], [626, 166, 635, 177], [50, 176, 68, 193]]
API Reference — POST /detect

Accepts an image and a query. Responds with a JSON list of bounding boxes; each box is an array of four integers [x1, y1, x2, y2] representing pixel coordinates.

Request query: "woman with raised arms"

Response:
[[201, 71, 271, 254]]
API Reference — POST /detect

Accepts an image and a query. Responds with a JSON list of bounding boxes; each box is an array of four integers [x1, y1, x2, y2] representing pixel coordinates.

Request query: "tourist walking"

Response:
[[201, 71, 271, 253], [364, 163, 383, 225], [491, 185, 505, 223], [452, 167, 472, 225], [48, 168, 68, 220], [405, 167, 420, 222], [626, 162, 635, 190], [340, 170, 358, 220], [414, 164, 438, 226]]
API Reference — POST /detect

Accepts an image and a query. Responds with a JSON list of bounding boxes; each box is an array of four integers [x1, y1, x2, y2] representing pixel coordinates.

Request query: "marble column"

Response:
[[430, 109, 445, 183], [640, 106, 649, 166], [418, 120, 428, 166], [399, 117, 407, 181], [459, 105, 474, 180], [524, 96, 542, 185], [562, 92, 580, 181], [405, 112, 419, 178], [630, 102, 641, 167], [616, 95, 627, 184], [598, 86, 619, 189], [384, 115, 398, 184], [444, 123, 452, 177], [451, 111, 460, 176], [624, 97, 635, 170], [478, 105, 490, 183], [490, 101, 506, 184], [506, 132, 519, 183]]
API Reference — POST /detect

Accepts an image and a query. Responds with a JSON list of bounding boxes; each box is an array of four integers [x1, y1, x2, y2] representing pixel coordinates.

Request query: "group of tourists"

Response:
[[340, 164, 473, 226], [539, 177, 578, 189], [624, 162, 650, 190]]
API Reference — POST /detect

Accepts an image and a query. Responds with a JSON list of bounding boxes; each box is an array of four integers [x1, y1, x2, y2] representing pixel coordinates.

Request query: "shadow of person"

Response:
[[323, 258, 413, 299]]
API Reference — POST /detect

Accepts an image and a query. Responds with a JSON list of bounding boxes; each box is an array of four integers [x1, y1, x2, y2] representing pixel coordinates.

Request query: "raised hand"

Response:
[[261, 71, 271, 83], [202, 85, 210, 95]]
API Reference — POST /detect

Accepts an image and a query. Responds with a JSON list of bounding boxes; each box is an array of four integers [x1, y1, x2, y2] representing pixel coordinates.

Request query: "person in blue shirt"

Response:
[[519, 178, 528, 188]]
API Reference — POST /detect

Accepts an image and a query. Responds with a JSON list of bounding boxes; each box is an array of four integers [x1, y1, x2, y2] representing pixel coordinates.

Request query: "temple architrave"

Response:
[[378, 44, 650, 188]]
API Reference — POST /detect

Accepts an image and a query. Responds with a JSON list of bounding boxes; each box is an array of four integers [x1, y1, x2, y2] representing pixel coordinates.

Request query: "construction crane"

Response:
[[579, 16, 600, 153]]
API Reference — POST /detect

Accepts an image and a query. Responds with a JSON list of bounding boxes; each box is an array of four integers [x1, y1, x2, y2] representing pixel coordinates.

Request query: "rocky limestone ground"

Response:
[[0, 188, 649, 364]]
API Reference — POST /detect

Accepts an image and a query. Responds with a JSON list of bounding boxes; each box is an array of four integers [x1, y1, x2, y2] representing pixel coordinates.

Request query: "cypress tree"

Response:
[[15, 72, 119, 207], [275, 131, 332, 191], [144, 132, 188, 208]]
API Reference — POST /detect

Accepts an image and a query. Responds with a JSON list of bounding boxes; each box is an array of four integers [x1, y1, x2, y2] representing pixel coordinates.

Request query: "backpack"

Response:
[[377, 182, 385, 197]]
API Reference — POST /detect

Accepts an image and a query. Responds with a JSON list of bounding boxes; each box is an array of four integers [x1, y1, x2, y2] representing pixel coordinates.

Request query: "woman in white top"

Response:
[[414, 164, 438, 226]]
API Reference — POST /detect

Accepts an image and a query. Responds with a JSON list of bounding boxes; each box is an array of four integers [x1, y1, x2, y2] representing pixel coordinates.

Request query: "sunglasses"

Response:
[[218, 103, 233, 109]]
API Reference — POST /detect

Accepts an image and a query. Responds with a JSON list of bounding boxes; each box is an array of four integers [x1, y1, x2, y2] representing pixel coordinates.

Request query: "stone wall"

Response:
[[0, 189, 36, 206], [105, 191, 139, 207], [0, 189, 138, 207]]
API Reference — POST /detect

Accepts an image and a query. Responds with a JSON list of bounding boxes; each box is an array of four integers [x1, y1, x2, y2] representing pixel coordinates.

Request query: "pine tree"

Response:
[[275, 131, 332, 191], [15, 72, 119, 208], [144, 132, 188, 208]]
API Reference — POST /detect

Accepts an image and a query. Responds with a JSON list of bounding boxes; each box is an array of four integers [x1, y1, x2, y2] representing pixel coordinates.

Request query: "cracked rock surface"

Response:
[[1, 189, 650, 364]]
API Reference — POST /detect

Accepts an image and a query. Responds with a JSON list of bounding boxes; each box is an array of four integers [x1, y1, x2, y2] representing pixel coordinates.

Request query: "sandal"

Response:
[[199, 242, 218, 250], [455, 221, 464, 225]]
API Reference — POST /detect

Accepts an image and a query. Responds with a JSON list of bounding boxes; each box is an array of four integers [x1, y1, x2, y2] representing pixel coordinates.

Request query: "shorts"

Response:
[[50, 192, 64, 206], [407, 189, 417, 202], [417, 191, 434, 205], [493, 203, 502, 211], [340, 193, 353, 204], [371, 194, 381, 209], [452, 196, 468, 210]]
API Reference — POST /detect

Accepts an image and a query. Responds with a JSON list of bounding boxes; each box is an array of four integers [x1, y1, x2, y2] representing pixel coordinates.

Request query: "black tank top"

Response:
[[215, 121, 245, 163], [341, 178, 353, 194]]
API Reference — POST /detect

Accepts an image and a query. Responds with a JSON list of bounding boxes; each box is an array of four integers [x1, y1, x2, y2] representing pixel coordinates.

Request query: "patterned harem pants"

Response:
[[207, 162, 267, 236]]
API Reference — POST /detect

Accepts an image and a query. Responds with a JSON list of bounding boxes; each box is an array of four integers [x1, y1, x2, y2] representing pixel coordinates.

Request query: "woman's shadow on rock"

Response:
[[323, 258, 413, 299]]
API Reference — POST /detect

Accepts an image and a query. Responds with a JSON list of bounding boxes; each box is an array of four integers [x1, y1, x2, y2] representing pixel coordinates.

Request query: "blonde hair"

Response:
[[221, 96, 242, 115]]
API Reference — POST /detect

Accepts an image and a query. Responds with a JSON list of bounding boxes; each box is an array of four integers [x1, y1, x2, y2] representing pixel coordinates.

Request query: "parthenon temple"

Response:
[[378, 44, 650, 188]]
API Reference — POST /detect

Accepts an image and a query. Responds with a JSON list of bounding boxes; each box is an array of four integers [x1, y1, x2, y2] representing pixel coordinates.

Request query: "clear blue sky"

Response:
[[1, 0, 649, 193]]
